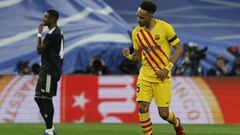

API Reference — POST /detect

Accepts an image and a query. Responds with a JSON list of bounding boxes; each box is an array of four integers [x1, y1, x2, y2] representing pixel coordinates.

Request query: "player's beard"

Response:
[[138, 22, 146, 27], [139, 23, 144, 27], [138, 22, 150, 28]]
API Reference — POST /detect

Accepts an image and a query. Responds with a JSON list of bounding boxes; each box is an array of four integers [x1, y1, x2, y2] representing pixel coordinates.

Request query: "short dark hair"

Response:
[[140, 1, 157, 13], [46, 9, 59, 21]]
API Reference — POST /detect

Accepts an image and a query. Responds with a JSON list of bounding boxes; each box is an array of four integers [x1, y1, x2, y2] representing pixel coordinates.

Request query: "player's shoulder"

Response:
[[132, 26, 141, 35], [52, 26, 62, 35], [156, 19, 173, 28], [50, 27, 63, 39]]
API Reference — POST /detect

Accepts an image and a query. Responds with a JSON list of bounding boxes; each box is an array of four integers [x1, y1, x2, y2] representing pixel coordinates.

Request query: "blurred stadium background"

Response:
[[0, 0, 240, 135]]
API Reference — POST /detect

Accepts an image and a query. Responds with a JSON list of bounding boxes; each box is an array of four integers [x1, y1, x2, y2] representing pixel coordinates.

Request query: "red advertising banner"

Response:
[[60, 76, 240, 124], [0, 75, 239, 124], [203, 78, 240, 123], [61, 75, 138, 123]]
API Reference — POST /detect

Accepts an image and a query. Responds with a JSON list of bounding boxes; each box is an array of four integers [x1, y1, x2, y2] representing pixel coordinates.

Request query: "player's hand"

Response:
[[38, 23, 44, 33], [122, 48, 131, 57], [156, 69, 169, 80]]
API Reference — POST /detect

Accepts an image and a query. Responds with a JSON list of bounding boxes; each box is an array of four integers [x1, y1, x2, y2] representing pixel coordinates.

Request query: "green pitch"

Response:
[[0, 123, 239, 135]]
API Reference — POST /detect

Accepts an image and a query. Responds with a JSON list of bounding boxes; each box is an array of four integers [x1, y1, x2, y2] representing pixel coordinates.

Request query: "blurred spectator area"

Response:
[[0, 0, 239, 76], [15, 61, 40, 75]]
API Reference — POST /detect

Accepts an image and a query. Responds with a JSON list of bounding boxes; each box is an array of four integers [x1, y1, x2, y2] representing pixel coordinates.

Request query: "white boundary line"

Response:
[[0, 0, 22, 8], [213, 35, 240, 40], [198, 0, 240, 8], [64, 33, 131, 54], [0, 6, 114, 48]]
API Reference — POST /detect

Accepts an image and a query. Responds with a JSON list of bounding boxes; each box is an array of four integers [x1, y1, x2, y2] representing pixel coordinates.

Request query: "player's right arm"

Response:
[[122, 28, 142, 62], [122, 48, 142, 62], [36, 23, 47, 54]]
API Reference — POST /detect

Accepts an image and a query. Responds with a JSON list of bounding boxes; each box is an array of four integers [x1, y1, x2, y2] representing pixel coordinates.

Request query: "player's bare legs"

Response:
[[139, 101, 150, 114], [158, 107, 186, 135], [138, 101, 152, 135]]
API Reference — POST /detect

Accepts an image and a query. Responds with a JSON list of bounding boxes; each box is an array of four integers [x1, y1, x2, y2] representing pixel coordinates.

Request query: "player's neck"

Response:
[[146, 18, 156, 31], [48, 24, 57, 30]]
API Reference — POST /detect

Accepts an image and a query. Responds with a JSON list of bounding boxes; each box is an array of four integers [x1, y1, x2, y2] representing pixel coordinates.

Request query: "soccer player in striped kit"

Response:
[[123, 1, 185, 135]]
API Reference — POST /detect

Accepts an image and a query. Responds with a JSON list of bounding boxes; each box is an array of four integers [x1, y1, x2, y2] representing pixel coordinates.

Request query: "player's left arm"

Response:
[[157, 23, 183, 79], [157, 42, 183, 79], [170, 42, 183, 65], [166, 23, 183, 71]]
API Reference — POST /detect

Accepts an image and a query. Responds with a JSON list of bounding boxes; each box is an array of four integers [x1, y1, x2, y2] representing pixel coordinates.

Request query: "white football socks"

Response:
[[46, 126, 55, 132]]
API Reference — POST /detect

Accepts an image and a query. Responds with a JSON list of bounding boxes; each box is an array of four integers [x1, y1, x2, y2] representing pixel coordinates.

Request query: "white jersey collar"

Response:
[[48, 27, 56, 34]]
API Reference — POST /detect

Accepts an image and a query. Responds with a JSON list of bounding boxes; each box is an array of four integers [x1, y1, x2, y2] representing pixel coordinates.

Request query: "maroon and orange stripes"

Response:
[[143, 128, 152, 134], [136, 28, 173, 73], [140, 118, 151, 124], [140, 118, 153, 135], [140, 29, 166, 66], [145, 30, 170, 61], [142, 53, 157, 72], [141, 122, 152, 128], [137, 34, 160, 71]]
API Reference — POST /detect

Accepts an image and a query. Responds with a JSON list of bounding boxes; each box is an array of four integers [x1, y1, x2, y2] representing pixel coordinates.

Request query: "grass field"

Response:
[[0, 123, 240, 135]]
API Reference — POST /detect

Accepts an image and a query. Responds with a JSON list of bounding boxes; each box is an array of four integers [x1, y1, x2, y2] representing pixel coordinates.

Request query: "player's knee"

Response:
[[158, 109, 169, 120], [139, 106, 148, 113], [35, 91, 42, 98], [42, 94, 53, 100], [34, 96, 42, 106], [34, 93, 42, 101], [139, 102, 149, 113]]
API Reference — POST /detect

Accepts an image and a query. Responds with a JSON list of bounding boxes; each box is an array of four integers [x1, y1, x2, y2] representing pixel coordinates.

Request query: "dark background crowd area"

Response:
[[15, 43, 240, 77]]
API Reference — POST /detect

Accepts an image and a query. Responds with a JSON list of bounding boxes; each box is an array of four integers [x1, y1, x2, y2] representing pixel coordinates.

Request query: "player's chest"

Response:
[[136, 29, 167, 51]]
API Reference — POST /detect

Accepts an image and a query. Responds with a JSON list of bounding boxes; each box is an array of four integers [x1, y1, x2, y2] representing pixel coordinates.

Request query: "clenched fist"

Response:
[[122, 48, 131, 57]]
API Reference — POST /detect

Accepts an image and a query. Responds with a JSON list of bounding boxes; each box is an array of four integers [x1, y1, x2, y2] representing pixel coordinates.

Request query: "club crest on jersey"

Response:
[[155, 34, 160, 40]]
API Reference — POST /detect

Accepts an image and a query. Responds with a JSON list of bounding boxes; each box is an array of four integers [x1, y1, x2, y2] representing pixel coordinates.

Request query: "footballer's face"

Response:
[[42, 12, 54, 26], [136, 7, 152, 27]]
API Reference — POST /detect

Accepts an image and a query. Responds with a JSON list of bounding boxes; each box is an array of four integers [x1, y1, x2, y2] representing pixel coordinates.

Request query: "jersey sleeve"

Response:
[[132, 28, 141, 50], [164, 23, 180, 46]]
